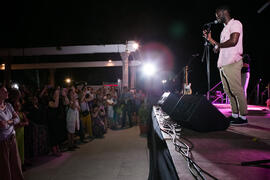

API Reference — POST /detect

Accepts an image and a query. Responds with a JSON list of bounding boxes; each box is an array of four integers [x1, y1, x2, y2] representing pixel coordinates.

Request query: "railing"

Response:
[[249, 79, 270, 105], [261, 82, 270, 105], [208, 79, 270, 106], [207, 81, 229, 104], [212, 91, 228, 104]]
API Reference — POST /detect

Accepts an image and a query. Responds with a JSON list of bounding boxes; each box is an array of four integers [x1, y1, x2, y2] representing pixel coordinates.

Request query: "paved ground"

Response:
[[23, 126, 149, 180], [23, 104, 270, 180]]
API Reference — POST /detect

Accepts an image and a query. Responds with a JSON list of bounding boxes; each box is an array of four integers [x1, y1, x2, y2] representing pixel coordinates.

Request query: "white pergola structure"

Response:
[[0, 41, 141, 89]]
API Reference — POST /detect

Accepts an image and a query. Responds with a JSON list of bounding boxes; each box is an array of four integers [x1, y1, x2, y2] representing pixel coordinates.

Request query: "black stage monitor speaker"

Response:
[[158, 92, 180, 116], [170, 95, 229, 132]]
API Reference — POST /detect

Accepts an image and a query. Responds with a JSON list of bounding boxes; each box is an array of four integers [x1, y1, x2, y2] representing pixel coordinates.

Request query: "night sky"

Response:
[[0, 1, 269, 98]]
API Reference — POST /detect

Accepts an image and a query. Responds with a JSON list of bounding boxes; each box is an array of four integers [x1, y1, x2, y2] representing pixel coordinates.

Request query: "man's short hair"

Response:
[[216, 5, 231, 14]]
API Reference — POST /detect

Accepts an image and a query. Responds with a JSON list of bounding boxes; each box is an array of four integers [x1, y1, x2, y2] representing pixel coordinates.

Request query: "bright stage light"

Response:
[[132, 42, 139, 50], [10, 82, 19, 89], [142, 63, 156, 77], [162, 80, 167, 84], [65, 78, 71, 84], [11, 83, 19, 89]]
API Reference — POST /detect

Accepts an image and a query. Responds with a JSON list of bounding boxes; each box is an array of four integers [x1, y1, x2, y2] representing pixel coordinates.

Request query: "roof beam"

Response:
[[0, 41, 138, 56], [0, 60, 142, 70]]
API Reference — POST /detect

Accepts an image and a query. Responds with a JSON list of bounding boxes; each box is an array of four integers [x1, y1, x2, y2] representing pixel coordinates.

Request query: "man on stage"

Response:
[[203, 5, 248, 125]]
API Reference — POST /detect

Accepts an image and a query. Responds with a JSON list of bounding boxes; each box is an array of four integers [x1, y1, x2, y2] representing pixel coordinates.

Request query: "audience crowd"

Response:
[[0, 83, 151, 179]]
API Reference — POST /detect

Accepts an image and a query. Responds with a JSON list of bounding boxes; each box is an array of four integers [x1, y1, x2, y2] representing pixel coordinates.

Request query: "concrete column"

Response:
[[49, 69, 55, 87], [130, 65, 136, 89], [121, 51, 129, 88]]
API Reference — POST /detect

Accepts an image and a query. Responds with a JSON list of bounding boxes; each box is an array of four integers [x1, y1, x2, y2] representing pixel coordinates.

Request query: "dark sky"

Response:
[[0, 0, 269, 95]]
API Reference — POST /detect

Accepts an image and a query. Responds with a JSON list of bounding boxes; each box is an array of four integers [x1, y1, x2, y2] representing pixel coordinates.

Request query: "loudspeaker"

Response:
[[170, 94, 229, 132], [158, 92, 180, 116]]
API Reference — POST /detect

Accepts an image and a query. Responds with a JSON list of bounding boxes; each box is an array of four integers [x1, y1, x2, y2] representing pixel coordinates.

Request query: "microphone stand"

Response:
[[201, 25, 212, 100]]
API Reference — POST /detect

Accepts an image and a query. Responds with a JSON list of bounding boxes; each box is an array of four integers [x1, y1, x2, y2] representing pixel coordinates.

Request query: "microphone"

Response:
[[204, 20, 219, 26], [257, 1, 270, 14]]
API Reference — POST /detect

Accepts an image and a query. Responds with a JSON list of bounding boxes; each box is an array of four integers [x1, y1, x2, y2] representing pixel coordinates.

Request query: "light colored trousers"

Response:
[[219, 60, 248, 115]]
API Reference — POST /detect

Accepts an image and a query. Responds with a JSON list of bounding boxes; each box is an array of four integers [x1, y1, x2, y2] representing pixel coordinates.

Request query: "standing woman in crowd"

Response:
[[106, 94, 116, 129], [14, 101, 29, 171], [98, 100, 107, 132], [0, 84, 24, 180], [92, 104, 105, 138], [120, 87, 133, 128], [8, 88, 29, 170], [26, 95, 49, 157], [57, 87, 69, 150], [79, 86, 93, 139], [66, 89, 80, 150], [47, 87, 62, 156]]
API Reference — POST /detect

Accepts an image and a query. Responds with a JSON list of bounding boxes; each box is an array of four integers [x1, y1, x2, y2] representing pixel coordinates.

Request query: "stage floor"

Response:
[[214, 103, 270, 141], [214, 103, 270, 113], [155, 104, 270, 180]]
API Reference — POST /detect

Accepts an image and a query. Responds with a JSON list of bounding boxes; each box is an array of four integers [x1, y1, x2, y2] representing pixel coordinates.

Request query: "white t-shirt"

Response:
[[217, 18, 243, 67]]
